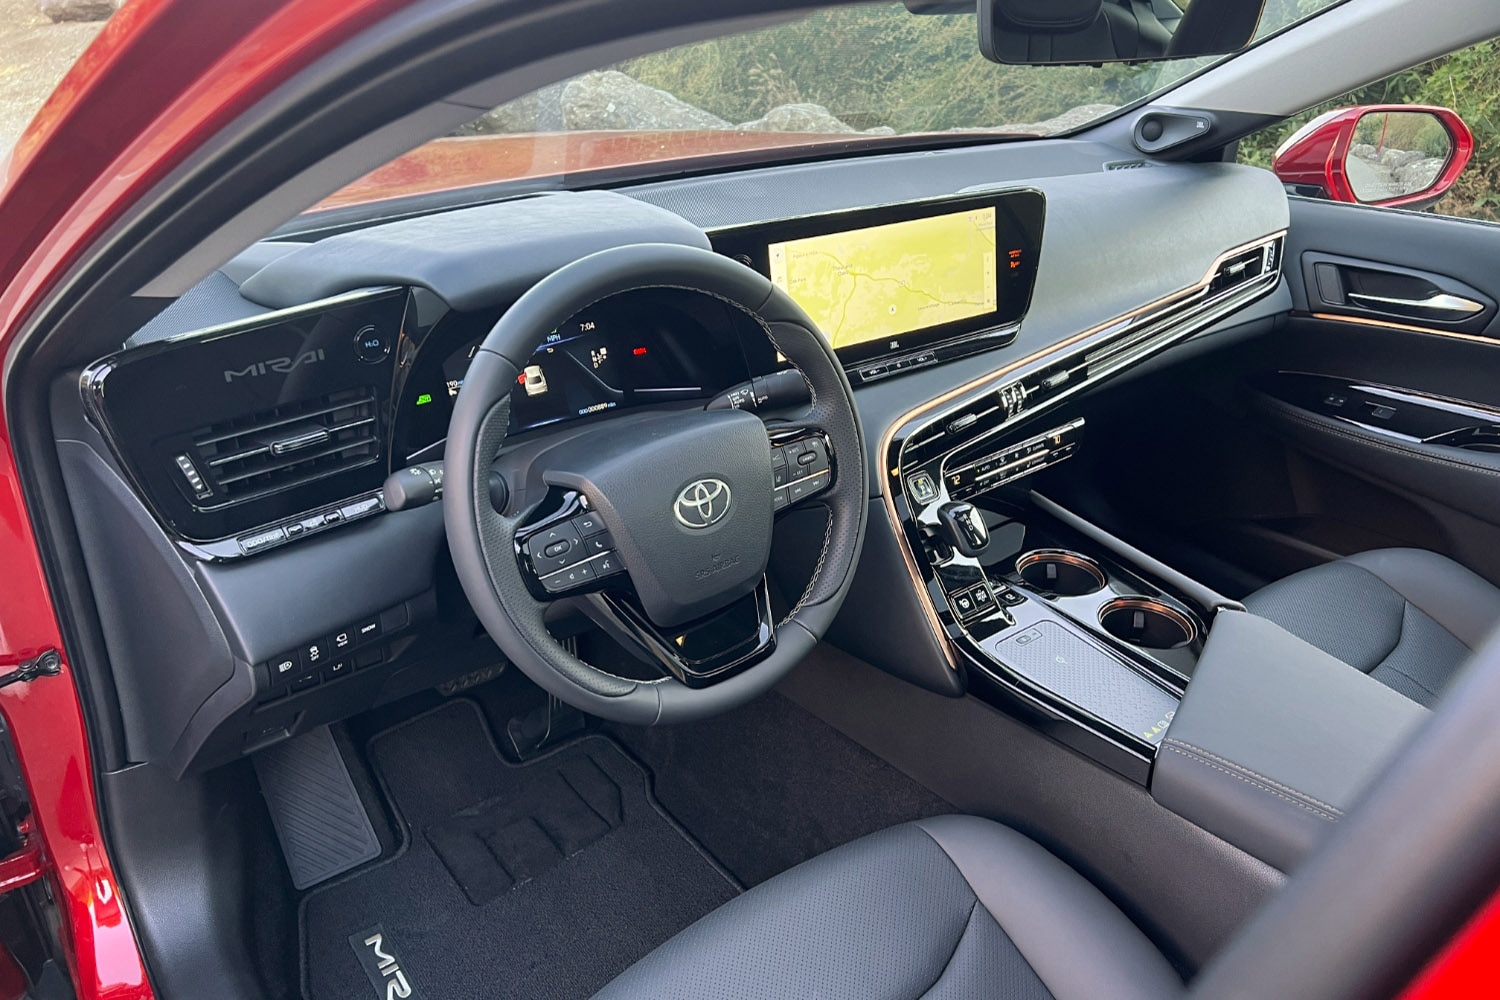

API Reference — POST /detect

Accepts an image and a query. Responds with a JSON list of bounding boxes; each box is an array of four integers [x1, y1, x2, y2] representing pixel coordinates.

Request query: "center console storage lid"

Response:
[[1151, 610, 1429, 873]]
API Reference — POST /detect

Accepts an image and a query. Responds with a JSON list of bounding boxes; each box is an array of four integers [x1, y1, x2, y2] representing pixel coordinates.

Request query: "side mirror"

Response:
[[1272, 105, 1474, 211]]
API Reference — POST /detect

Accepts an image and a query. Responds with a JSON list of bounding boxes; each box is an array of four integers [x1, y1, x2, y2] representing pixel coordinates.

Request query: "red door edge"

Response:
[[0, 1, 411, 997], [1400, 882, 1500, 998], [1, 2, 1497, 999]]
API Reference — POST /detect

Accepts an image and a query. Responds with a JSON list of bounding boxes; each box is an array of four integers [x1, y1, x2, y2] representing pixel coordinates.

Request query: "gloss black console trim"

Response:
[[873, 232, 1284, 778]]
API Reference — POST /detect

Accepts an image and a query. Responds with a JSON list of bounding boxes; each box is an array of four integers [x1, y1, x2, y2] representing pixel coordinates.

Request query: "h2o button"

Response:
[[355, 325, 390, 363]]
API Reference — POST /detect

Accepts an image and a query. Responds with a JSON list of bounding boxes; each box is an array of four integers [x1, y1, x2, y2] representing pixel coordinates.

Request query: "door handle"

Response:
[[1346, 291, 1485, 318]]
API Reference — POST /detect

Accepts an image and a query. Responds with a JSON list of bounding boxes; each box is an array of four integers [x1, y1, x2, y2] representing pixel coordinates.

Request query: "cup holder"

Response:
[[1098, 597, 1199, 650], [1015, 549, 1108, 597]]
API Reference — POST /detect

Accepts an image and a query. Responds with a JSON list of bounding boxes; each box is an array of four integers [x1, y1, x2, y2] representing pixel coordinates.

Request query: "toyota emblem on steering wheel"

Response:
[[674, 478, 732, 529]]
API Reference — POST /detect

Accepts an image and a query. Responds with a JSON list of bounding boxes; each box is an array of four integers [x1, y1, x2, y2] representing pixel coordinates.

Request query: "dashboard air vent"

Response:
[[1103, 160, 1150, 171], [188, 387, 379, 505], [1208, 241, 1278, 297]]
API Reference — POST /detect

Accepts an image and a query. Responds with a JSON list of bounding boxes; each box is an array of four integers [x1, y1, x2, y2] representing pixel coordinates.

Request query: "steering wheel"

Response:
[[444, 243, 868, 725]]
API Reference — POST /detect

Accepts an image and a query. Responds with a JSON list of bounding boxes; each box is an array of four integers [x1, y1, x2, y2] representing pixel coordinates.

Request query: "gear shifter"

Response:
[[938, 502, 990, 558]]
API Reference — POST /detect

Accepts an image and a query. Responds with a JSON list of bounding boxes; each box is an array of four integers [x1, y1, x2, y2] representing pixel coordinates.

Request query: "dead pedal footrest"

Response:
[[253, 725, 380, 890]]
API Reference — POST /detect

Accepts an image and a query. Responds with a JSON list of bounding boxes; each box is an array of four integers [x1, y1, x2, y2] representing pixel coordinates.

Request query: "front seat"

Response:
[[1242, 548, 1500, 707], [594, 814, 1181, 1000]]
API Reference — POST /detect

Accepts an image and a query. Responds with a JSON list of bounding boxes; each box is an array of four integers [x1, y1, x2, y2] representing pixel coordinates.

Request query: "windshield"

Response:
[[318, 0, 1341, 212]]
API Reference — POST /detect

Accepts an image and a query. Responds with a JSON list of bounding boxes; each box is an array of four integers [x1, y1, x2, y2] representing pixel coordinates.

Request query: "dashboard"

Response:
[[58, 148, 1291, 776]]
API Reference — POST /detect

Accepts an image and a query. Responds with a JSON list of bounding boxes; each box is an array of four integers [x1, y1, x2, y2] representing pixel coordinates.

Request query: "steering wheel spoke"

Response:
[[586, 579, 777, 688], [770, 425, 836, 513], [514, 491, 629, 599]]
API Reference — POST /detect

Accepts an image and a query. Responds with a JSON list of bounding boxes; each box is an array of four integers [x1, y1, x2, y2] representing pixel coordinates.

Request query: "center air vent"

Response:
[[182, 387, 380, 507]]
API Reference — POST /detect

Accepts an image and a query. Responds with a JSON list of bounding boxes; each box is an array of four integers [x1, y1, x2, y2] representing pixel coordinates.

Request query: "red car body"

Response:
[[0, 2, 1494, 997]]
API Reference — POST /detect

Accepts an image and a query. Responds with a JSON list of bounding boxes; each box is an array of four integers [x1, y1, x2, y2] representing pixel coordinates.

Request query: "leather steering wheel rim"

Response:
[[443, 243, 868, 725]]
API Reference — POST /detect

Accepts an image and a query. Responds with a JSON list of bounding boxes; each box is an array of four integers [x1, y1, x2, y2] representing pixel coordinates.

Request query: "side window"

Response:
[[1238, 39, 1498, 222]]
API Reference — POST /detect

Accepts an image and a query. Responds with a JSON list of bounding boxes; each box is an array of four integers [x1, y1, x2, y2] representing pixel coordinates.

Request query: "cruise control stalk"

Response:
[[384, 461, 508, 512]]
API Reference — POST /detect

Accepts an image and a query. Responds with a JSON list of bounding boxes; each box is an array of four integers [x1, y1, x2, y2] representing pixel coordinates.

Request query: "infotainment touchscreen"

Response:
[[714, 189, 1044, 372], [767, 206, 998, 351]]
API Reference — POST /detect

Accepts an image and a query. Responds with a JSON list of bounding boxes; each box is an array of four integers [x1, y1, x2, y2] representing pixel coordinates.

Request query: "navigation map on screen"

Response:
[[767, 206, 998, 350]]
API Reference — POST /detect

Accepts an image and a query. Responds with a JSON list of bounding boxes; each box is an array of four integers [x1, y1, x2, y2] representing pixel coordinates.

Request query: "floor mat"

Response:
[[300, 700, 738, 1000], [609, 690, 953, 886]]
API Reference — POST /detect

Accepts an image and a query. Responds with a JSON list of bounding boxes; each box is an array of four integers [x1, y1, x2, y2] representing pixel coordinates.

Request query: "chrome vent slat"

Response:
[[193, 397, 366, 447], [188, 387, 380, 506]]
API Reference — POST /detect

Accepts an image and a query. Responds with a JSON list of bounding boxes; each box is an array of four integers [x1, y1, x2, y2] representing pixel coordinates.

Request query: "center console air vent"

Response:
[[185, 387, 380, 506]]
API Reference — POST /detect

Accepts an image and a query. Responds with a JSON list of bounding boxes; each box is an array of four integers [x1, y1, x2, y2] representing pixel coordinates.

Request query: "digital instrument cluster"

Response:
[[394, 288, 776, 461]]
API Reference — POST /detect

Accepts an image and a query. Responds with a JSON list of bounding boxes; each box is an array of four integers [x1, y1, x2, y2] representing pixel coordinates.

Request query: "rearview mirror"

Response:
[[1272, 106, 1474, 211], [978, 0, 1266, 65]]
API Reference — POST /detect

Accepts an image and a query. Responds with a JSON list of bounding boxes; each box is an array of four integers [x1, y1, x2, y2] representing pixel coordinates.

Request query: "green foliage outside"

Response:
[[1237, 39, 1500, 222], [617, 6, 1194, 134]]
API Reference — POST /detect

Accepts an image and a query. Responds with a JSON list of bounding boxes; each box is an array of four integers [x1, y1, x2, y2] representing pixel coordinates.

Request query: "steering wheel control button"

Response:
[[354, 325, 391, 363], [773, 465, 789, 487], [571, 512, 606, 536], [543, 561, 595, 593], [773, 486, 790, 509], [583, 531, 614, 555], [527, 523, 584, 574], [592, 553, 622, 578]]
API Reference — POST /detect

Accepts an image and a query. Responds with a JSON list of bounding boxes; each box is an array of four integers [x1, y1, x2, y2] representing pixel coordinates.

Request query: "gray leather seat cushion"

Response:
[[593, 815, 1182, 1000], [1244, 548, 1500, 707]]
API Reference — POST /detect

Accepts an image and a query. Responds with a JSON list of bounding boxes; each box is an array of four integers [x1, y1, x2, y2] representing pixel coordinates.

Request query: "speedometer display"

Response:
[[396, 288, 772, 461]]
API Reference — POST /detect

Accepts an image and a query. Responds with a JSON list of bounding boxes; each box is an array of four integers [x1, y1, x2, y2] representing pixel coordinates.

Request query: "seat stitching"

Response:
[[1163, 739, 1345, 814], [1373, 607, 1442, 701], [1162, 744, 1341, 821], [914, 899, 983, 1000]]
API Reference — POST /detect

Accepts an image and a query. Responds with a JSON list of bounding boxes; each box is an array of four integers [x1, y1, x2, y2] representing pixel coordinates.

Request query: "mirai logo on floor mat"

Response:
[[350, 925, 421, 1000]]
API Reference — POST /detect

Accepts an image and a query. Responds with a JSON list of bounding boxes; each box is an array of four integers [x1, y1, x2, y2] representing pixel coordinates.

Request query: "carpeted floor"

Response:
[[608, 690, 954, 886], [300, 699, 738, 1000]]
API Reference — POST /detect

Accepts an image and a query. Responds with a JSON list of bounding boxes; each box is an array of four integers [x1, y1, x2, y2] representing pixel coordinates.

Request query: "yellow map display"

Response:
[[768, 207, 997, 349]]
